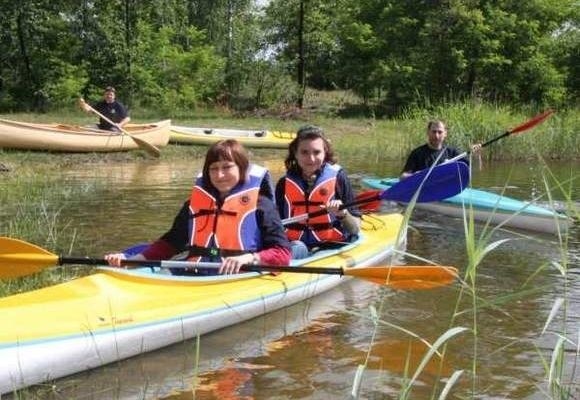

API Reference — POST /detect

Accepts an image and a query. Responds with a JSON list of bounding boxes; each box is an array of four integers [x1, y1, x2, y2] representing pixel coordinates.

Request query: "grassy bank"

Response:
[[1, 99, 578, 169]]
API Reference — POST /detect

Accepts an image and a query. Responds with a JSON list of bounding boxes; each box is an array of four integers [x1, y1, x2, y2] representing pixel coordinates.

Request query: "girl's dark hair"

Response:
[[202, 139, 249, 189], [285, 125, 336, 174]]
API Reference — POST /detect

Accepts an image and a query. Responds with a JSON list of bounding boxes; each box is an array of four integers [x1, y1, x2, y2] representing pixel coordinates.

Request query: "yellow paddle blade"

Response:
[[345, 265, 458, 289], [0, 237, 59, 279]]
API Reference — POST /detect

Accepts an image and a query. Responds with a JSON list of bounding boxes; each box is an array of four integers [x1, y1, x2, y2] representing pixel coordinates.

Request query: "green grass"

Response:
[[2, 97, 578, 164], [0, 169, 101, 297]]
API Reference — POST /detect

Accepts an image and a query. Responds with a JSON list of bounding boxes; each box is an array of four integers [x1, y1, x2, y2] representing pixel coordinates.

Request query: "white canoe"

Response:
[[0, 118, 171, 152]]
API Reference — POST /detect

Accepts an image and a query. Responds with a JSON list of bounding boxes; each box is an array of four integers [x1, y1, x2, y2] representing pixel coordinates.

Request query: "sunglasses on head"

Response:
[[297, 126, 325, 138]]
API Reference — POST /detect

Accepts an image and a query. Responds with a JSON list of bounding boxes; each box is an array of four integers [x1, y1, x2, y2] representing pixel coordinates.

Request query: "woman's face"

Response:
[[208, 160, 240, 196], [296, 137, 326, 178]]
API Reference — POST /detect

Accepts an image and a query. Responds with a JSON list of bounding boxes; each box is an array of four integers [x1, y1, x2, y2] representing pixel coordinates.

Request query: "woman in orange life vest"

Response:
[[275, 125, 361, 260], [105, 139, 291, 274]]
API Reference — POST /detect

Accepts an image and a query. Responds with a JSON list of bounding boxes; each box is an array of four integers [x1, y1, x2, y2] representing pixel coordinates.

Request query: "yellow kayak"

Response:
[[0, 213, 405, 394]]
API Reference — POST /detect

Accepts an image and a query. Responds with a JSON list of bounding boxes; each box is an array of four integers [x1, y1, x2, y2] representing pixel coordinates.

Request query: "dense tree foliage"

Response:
[[265, 0, 578, 112], [0, 0, 577, 113]]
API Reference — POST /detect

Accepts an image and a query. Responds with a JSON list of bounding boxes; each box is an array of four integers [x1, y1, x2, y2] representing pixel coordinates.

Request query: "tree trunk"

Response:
[[124, 0, 134, 105], [225, 0, 234, 101], [16, 10, 34, 107], [297, 0, 306, 108]]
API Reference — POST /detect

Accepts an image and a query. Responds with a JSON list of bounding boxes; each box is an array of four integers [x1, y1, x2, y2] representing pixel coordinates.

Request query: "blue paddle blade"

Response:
[[381, 161, 469, 203]]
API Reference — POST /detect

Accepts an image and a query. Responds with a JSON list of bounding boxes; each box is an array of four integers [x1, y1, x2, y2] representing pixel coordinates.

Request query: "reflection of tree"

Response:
[[193, 361, 255, 400], [366, 338, 453, 377], [64, 160, 199, 187], [180, 317, 454, 399]]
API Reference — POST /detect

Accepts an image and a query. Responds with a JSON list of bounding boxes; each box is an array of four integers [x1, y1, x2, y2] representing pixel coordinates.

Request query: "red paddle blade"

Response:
[[509, 109, 554, 135], [355, 189, 382, 211]]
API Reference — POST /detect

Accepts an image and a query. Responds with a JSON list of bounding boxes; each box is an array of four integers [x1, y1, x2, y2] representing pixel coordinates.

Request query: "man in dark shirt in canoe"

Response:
[[79, 86, 130, 132], [401, 120, 481, 179]]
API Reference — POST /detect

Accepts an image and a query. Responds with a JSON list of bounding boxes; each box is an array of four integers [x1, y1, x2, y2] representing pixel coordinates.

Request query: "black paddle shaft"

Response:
[[240, 264, 344, 275], [59, 256, 156, 266], [299, 193, 381, 220], [58, 256, 345, 276], [481, 131, 511, 148]]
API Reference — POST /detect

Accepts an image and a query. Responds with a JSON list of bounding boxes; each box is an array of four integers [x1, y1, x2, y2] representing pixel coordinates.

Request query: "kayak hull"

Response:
[[414, 201, 570, 233], [0, 119, 171, 152], [363, 178, 570, 234], [0, 213, 405, 394], [170, 126, 295, 149]]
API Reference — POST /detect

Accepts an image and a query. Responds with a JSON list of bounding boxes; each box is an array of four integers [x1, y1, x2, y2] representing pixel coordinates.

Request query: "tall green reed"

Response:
[[349, 157, 577, 399], [534, 161, 578, 399]]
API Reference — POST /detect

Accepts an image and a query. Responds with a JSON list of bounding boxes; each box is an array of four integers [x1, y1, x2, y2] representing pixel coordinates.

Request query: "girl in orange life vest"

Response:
[[105, 139, 291, 274], [275, 125, 361, 260]]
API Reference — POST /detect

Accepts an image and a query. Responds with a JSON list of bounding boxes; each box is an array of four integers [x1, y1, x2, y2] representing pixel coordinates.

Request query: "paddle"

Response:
[[0, 237, 457, 289], [446, 109, 555, 164], [353, 111, 554, 212], [79, 99, 161, 158], [282, 160, 470, 225]]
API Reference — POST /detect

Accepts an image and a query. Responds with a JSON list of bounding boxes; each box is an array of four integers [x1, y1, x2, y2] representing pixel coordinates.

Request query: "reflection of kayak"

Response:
[[170, 125, 295, 148], [0, 118, 171, 152], [362, 177, 570, 234], [0, 213, 405, 394]]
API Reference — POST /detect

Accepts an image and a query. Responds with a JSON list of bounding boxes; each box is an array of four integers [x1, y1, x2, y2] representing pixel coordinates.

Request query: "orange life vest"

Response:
[[187, 164, 266, 261], [281, 163, 345, 245]]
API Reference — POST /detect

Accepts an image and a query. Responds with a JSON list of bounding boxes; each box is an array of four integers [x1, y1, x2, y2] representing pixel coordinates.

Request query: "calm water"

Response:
[[3, 156, 579, 399]]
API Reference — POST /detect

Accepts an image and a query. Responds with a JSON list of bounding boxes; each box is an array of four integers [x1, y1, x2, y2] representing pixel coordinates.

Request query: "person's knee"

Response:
[[290, 240, 309, 259]]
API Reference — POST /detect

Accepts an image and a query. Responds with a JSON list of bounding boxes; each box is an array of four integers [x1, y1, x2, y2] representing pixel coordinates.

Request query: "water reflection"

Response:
[[157, 287, 457, 400]]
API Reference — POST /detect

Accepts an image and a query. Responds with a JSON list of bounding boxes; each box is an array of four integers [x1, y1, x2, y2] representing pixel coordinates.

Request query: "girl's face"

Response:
[[208, 160, 240, 196], [296, 138, 326, 178]]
